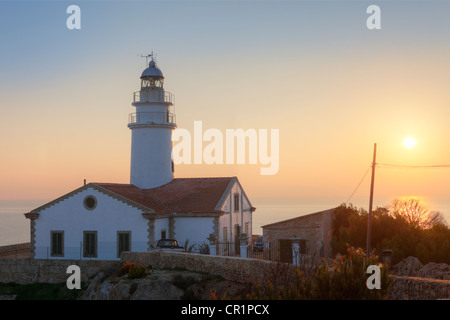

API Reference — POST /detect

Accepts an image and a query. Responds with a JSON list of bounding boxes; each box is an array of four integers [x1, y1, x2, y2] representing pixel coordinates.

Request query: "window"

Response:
[[83, 195, 97, 210], [223, 227, 228, 243], [161, 230, 166, 239], [83, 231, 97, 258], [234, 193, 240, 212], [117, 232, 131, 258], [50, 231, 64, 257]]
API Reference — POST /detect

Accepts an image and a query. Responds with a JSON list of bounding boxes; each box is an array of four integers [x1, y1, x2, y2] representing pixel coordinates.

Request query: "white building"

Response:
[[24, 57, 255, 260]]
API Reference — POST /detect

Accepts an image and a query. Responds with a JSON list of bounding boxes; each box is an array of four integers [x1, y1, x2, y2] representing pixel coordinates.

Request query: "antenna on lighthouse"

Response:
[[137, 51, 156, 66]]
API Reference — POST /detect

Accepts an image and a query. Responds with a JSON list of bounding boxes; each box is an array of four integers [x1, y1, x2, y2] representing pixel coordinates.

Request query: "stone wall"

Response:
[[0, 259, 117, 285], [0, 243, 30, 258], [121, 251, 297, 285], [390, 275, 450, 300], [121, 251, 450, 300], [1, 252, 449, 299]]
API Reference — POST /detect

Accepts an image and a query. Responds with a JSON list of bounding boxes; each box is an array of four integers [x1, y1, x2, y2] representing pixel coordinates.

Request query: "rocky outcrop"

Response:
[[391, 256, 423, 277], [79, 269, 247, 300], [389, 256, 450, 300], [416, 263, 450, 281], [391, 256, 450, 280]]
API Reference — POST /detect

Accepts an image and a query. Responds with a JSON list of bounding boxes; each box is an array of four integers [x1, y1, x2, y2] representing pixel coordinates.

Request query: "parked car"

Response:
[[253, 236, 264, 252], [150, 239, 185, 252]]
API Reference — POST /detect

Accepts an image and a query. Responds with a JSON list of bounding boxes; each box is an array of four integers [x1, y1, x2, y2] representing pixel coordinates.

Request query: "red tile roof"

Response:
[[95, 177, 235, 214]]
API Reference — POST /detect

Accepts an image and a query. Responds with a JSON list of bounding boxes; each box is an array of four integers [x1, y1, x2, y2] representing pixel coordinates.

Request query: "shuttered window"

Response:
[[51, 231, 64, 257], [83, 231, 97, 258], [117, 231, 131, 258], [234, 193, 240, 212]]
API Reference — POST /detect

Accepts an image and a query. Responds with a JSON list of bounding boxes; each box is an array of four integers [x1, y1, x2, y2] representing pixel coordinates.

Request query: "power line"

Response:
[[345, 165, 371, 204], [343, 161, 450, 206], [377, 163, 450, 169]]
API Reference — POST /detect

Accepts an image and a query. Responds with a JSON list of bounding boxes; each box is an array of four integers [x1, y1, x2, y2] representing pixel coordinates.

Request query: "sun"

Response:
[[403, 137, 416, 149]]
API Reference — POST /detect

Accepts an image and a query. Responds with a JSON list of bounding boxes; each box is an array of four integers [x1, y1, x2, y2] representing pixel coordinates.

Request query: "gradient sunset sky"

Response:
[[1, 1, 450, 217]]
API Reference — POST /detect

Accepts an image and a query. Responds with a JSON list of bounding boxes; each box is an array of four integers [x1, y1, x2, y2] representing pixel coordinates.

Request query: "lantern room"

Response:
[[141, 60, 164, 89]]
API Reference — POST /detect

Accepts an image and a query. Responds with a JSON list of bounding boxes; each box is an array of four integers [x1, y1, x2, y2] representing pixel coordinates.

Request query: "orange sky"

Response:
[[2, 49, 450, 206], [1, 2, 450, 219]]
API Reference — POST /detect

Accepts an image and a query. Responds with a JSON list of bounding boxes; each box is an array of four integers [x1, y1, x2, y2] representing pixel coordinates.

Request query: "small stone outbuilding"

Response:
[[262, 208, 335, 259]]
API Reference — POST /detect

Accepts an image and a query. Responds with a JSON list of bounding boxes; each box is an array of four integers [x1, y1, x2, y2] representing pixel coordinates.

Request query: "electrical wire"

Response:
[[345, 165, 371, 204], [377, 163, 450, 168], [342, 162, 450, 206]]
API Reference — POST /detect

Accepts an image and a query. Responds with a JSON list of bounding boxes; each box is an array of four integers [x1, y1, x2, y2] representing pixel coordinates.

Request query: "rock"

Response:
[[392, 256, 423, 277], [416, 262, 450, 280], [130, 281, 184, 300], [79, 269, 247, 300], [97, 280, 115, 299], [391, 256, 450, 281], [79, 271, 106, 300]]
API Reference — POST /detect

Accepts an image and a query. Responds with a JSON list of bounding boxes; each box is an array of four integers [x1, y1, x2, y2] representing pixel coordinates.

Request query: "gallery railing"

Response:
[[128, 112, 176, 125], [132, 90, 174, 104]]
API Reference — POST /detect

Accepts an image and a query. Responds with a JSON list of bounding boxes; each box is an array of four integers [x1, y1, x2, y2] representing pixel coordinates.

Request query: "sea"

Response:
[[1, 197, 450, 247]]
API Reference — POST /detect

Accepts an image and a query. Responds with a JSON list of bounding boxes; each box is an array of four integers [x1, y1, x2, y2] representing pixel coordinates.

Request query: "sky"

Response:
[[1, 0, 450, 219]]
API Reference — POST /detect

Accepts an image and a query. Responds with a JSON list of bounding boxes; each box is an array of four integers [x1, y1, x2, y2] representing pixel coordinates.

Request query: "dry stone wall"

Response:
[[0, 259, 116, 285], [1, 252, 449, 299], [122, 252, 450, 300], [389, 275, 450, 300], [121, 251, 297, 285], [0, 243, 30, 258]]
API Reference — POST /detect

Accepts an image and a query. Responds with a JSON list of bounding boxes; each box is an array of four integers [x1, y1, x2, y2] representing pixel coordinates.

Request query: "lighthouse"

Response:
[[128, 56, 176, 189], [24, 56, 255, 261]]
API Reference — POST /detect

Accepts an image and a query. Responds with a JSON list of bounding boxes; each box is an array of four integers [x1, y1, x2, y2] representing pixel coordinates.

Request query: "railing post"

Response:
[[208, 233, 216, 256], [239, 233, 248, 258]]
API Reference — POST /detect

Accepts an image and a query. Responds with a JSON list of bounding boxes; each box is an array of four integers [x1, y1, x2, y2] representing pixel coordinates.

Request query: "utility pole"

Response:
[[366, 143, 377, 258]]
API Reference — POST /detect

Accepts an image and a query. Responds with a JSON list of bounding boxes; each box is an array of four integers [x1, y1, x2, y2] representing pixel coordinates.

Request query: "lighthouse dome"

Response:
[[141, 60, 164, 79]]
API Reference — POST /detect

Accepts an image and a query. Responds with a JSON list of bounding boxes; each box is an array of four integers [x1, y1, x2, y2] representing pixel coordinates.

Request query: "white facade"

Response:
[[28, 178, 253, 260], [167, 217, 214, 248], [33, 187, 148, 260], [217, 180, 253, 246]]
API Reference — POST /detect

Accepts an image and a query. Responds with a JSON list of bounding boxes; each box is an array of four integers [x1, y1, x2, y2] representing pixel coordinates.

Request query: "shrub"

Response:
[[127, 264, 147, 279], [218, 248, 391, 300], [119, 262, 147, 279], [312, 248, 391, 299], [196, 242, 210, 255]]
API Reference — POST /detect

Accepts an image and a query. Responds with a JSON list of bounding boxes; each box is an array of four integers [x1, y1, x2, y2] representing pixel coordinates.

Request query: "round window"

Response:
[[83, 196, 97, 210]]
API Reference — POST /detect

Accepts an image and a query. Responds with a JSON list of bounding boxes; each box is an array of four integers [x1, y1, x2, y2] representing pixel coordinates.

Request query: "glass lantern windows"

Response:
[[141, 78, 164, 89]]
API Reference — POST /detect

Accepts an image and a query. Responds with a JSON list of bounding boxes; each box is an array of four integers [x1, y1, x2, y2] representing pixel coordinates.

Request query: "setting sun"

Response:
[[403, 137, 417, 149]]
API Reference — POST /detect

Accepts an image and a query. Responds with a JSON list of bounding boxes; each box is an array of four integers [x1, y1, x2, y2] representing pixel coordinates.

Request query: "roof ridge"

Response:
[[261, 208, 337, 228], [94, 183, 172, 213], [141, 188, 172, 212]]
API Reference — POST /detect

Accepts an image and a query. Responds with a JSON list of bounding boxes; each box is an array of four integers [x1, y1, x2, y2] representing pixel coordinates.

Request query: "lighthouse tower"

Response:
[[128, 56, 176, 189]]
